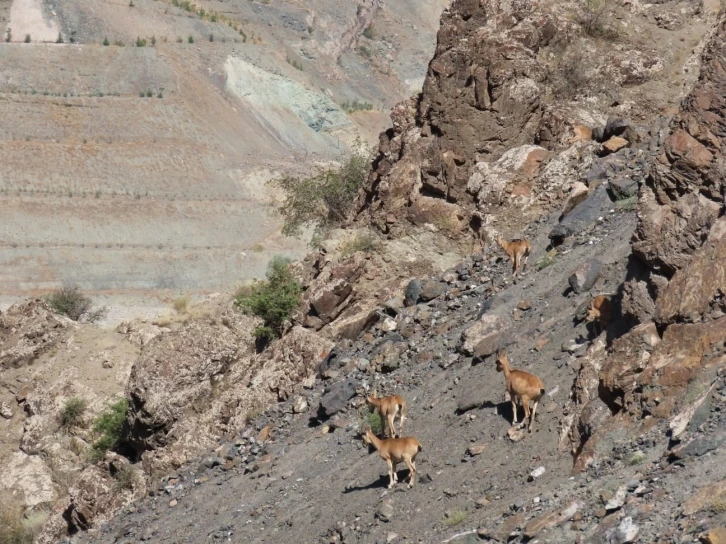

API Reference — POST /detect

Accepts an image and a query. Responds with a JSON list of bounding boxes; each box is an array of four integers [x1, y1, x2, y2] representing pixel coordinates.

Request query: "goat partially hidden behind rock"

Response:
[[362, 428, 422, 489], [497, 237, 531, 278], [496, 349, 545, 433], [366, 394, 407, 438], [585, 295, 612, 336]]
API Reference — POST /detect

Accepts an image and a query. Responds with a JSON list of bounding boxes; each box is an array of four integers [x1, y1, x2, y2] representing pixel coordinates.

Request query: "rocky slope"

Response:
[[4, 0, 726, 542]]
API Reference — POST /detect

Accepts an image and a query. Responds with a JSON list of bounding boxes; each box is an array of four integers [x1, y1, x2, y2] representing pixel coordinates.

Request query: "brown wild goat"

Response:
[[585, 295, 612, 336], [366, 394, 407, 438], [362, 428, 422, 489], [497, 237, 531, 277], [495, 349, 545, 433]]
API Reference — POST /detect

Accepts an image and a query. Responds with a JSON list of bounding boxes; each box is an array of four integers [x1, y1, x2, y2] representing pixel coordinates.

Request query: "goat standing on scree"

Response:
[[585, 295, 612, 336], [495, 349, 545, 433], [362, 428, 421, 489], [366, 394, 406, 438], [497, 237, 531, 278]]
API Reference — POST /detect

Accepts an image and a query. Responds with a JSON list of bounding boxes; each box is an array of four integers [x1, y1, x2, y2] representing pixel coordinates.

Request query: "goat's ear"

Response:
[[496, 348, 506, 358]]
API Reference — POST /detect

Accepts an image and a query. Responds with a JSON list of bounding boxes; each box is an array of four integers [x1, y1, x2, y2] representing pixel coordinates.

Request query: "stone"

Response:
[[491, 514, 524, 542], [533, 337, 550, 351], [169, 499, 178, 507], [256, 426, 271, 443], [605, 485, 628, 511], [603, 117, 631, 141], [609, 177, 638, 199], [293, 396, 309, 414], [517, 299, 532, 311], [669, 434, 726, 460], [607, 516, 638, 543], [376, 500, 394, 522], [523, 501, 579, 538], [568, 258, 602, 294], [550, 184, 612, 242], [404, 280, 422, 307], [601, 136, 629, 154], [418, 280, 446, 302], [460, 314, 507, 357], [528, 466, 545, 481], [381, 317, 398, 332], [467, 444, 486, 456], [0, 402, 13, 419], [562, 182, 590, 216], [318, 378, 357, 420]]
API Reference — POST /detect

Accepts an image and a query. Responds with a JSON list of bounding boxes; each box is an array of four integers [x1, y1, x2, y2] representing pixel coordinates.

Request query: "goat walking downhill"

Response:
[[362, 428, 422, 489], [585, 295, 612, 336], [497, 237, 531, 277], [366, 394, 407, 438], [495, 349, 545, 433]]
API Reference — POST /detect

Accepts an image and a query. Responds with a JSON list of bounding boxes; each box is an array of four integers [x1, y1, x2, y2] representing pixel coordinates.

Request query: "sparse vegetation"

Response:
[[235, 257, 302, 348], [341, 232, 378, 256], [209, 33, 214, 42], [114, 39, 125, 47], [340, 100, 374, 113], [616, 195, 638, 211], [286, 55, 303, 71], [556, 49, 591, 99], [188, 35, 194, 43], [173, 295, 190, 315], [363, 25, 374, 40], [578, 0, 619, 39], [443, 511, 467, 526], [112, 464, 137, 491], [176, 36, 183, 43], [24, 34, 31, 43], [5, 28, 11, 43], [269, 144, 370, 242], [135, 36, 147, 47], [151, 35, 156, 46], [89, 398, 128, 462], [0, 502, 37, 544], [56, 32, 63, 44], [626, 451, 646, 466], [537, 249, 558, 270], [45, 284, 95, 321], [103, 37, 110, 46], [358, 45, 371, 59], [60, 397, 88, 430], [146, 89, 153, 97]]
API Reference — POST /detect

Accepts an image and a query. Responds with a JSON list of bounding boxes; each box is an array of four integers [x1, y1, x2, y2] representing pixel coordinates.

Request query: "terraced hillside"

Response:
[[0, 0, 448, 304]]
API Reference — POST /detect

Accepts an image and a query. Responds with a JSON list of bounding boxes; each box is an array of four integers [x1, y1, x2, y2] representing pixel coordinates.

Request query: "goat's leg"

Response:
[[511, 398, 518, 425], [519, 397, 531, 430], [387, 413, 396, 438], [404, 456, 417, 488], [529, 400, 540, 433], [398, 406, 406, 436], [523, 252, 529, 272], [386, 459, 395, 488]]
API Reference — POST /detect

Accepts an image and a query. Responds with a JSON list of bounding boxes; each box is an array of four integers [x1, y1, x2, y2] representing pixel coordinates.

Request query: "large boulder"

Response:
[[550, 184, 612, 242], [0, 300, 68, 369], [568, 258, 602, 294], [460, 314, 508, 358], [318, 378, 358, 420]]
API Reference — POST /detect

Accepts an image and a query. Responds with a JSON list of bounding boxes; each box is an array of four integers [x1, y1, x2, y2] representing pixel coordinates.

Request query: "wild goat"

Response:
[[497, 237, 531, 277], [585, 295, 612, 336], [366, 394, 407, 438], [362, 428, 422, 489], [495, 349, 545, 433]]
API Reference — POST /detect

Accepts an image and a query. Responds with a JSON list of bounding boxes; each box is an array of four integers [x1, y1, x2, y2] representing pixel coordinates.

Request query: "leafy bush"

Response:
[[103, 37, 109, 46], [188, 35, 194, 43], [269, 146, 370, 242], [45, 284, 93, 321], [286, 55, 303, 71], [135, 36, 146, 47], [363, 25, 374, 39], [235, 257, 302, 348], [24, 34, 31, 43], [537, 249, 558, 270], [340, 100, 374, 113], [443, 511, 467, 526], [89, 399, 128, 461], [364, 409, 383, 435], [60, 397, 88, 429]]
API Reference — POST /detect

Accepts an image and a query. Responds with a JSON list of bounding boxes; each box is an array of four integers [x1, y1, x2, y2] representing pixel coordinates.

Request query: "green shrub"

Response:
[[89, 398, 128, 461], [56, 32, 63, 44], [135, 36, 146, 47], [60, 397, 88, 429], [340, 100, 374, 113], [578, 0, 619, 39], [235, 257, 302, 348], [103, 37, 109, 46], [269, 145, 370, 242], [173, 295, 190, 314], [444, 511, 467, 526], [364, 409, 383, 435], [45, 284, 93, 321], [537, 249, 558, 270], [363, 25, 374, 39], [188, 35, 194, 43], [24, 34, 31, 43]]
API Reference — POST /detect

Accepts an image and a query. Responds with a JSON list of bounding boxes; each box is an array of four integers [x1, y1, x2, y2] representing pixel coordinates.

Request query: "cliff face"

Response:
[[355, 0, 711, 240]]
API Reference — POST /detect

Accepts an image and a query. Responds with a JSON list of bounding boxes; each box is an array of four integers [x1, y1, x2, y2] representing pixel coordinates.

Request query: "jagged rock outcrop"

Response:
[[574, 17, 726, 469], [0, 299, 68, 369], [122, 303, 334, 475]]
